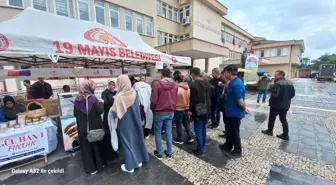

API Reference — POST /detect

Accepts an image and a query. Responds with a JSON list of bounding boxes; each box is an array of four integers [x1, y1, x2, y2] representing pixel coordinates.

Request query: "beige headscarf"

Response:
[[111, 75, 137, 119]]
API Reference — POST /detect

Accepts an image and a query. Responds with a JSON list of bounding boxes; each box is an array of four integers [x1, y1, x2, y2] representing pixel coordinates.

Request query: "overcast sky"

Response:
[[220, 0, 336, 60]]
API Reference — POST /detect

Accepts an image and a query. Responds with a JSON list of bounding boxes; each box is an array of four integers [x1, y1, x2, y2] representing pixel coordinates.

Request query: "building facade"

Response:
[[0, 0, 304, 86]]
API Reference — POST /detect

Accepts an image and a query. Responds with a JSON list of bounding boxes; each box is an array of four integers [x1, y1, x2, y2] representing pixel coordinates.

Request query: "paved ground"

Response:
[[1, 78, 336, 185]]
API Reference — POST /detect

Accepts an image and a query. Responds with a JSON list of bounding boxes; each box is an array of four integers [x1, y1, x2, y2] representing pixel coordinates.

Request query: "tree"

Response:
[[307, 53, 336, 70]]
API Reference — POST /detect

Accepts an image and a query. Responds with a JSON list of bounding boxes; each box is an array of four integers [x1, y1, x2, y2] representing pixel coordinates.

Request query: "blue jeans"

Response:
[[194, 120, 207, 153], [154, 112, 174, 155], [257, 90, 268, 102], [174, 110, 193, 141], [191, 121, 195, 137]]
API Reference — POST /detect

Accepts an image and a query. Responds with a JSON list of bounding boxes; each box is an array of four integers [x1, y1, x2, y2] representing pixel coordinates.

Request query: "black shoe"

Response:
[[192, 150, 204, 157], [261, 129, 273, 136], [153, 150, 162, 160], [257, 100, 260, 103], [219, 144, 232, 152], [207, 124, 219, 129], [226, 151, 242, 158], [164, 150, 172, 159], [276, 134, 289, 141], [219, 133, 226, 138]]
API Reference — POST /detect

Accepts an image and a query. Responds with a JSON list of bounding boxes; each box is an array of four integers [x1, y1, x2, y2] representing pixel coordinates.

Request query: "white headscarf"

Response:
[[111, 75, 136, 119]]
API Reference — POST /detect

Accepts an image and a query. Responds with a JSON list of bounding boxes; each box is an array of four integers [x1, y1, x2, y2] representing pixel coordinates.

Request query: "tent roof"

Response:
[[0, 8, 191, 67]]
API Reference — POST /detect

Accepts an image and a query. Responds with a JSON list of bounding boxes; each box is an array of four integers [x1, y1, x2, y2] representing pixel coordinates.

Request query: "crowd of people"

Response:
[[0, 64, 295, 175]]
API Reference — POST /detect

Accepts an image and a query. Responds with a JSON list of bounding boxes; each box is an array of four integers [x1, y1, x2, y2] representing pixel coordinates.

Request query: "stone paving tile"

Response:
[[266, 164, 336, 185]]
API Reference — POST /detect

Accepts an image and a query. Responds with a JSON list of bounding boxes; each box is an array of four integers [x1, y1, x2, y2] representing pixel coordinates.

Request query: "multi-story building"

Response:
[[0, 0, 304, 91], [252, 38, 305, 79]]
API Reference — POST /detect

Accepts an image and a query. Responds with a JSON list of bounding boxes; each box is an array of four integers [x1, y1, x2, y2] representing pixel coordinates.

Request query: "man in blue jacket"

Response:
[[220, 65, 249, 158]]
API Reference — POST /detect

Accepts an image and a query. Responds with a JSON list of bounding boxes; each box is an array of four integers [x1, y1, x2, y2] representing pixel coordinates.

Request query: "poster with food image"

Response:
[[61, 116, 79, 151]]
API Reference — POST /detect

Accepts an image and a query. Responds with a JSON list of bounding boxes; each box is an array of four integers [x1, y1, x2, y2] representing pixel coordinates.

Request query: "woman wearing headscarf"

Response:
[[73, 80, 105, 175], [3, 96, 26, 121], [100, 79, 118, 162], [109, 75, 149, 173]]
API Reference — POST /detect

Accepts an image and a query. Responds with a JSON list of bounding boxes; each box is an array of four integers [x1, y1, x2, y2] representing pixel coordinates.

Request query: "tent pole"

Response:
[[121, 60, 125, 74], [145, 62, 147, 81]]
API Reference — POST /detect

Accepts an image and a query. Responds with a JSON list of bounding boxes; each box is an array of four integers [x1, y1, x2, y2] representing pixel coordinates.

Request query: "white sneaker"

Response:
[[90, 171, 98, 175], [121, 164, 134, 173], [138, 163, 143, 168], [145, 135, 150, 140]]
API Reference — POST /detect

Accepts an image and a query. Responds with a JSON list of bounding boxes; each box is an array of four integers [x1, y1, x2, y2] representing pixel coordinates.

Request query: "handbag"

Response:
[[195, 81, 209, 116], [86, 95, 105, 143]]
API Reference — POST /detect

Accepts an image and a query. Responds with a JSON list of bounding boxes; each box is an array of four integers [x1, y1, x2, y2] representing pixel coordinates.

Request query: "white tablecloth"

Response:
[[0, 118, 58, 166]]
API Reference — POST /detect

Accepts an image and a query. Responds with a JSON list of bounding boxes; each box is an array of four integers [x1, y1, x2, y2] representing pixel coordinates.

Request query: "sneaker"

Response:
[[207, 124, 219, 129], [145, 135, 150, 140], [257, 100, 260, 103], [138, 163, 143, 168], [276, 134, 289, 141], [187, 138, 194, 143], [121, 164, 134, 173], [90, 171, 98, 175], [261, 129, 273, 136], [173, 140, 184, 145], [164, 150, 172, 159], [226, 151, 242, 158], [153, 150, 162, 160], [192, 150, 204, 157]]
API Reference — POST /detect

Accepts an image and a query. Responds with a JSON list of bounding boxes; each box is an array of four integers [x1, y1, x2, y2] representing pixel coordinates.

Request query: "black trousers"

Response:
[[211, 100, 220, 126], [222, 111, 228, 132], [268, 107, 289, 136], [224, 117, 242, 153]]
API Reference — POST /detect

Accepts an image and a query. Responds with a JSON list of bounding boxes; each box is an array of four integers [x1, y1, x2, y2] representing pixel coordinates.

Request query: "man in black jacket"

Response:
[[262, 70, 295, 140], [30, 77, 53, 99], [188, 67, 211, 157], [208, 68, 225, 129]]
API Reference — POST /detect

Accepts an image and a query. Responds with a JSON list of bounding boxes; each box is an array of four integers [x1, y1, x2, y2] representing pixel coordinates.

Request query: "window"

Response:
[[185, 34, 190, 39], [162, 3, 167, 17], [125, 10, 133, 31], [156, 0, 161, 15], [179, 8, 183, 22], [168, 6, 173, 19], [94, 0, 106, 24], [78, 0, 90, 21], [261, 50, 265, 57], [281, 48, 288, 56], [179, 35, 184, 40], [8, 0, 24, 7], [185, 5, 190, 17], [136, 14, 144, 34], [271, 49, 277, 57], [224, 32, 233, 43], [174, 36, 178, 42], [169, 34, 173, 43], [255, 50, 261, 57], [157, 31, 162, 45], [32, 0, 48, 11], [164, 33, 168, 44], [173, 8, 178, 22], [145, 16, 153, 36], [276, 48, 282, 56], [264, 50, 270, 57], [55, 0, 69, 16], [110, 5, 119, 28]]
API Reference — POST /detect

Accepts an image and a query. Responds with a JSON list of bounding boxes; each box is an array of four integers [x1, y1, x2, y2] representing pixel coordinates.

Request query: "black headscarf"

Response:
[[3, 96, 26, 121]]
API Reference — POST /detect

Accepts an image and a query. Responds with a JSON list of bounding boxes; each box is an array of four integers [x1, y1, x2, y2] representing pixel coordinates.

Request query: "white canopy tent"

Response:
[[0, 8, 191, 69]]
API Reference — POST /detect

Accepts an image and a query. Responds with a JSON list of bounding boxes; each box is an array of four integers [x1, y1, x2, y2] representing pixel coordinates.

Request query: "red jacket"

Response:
[[26, 85, 33, 99], [150, 79, 178, 112]]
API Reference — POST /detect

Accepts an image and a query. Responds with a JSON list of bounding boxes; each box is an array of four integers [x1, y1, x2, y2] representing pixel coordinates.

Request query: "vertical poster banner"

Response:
[[61, 116, 79, 151], [244, 54, 259, 84], [0, 129, 49, 166]]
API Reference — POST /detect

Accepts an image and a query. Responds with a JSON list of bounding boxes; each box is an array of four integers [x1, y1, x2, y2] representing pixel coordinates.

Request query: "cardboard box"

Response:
[[23, 99, 60, 116]]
